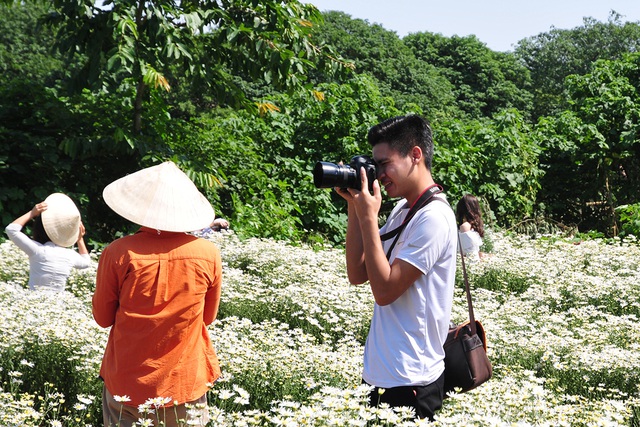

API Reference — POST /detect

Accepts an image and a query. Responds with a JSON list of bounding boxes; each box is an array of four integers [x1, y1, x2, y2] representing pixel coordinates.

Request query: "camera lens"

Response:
[[313, 162, 356, 188]]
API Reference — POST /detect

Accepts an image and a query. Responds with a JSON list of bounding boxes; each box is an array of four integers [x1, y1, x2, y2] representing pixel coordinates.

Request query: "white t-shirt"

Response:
[[5, 223, 91, 292], [459, 230, 483, 263], [362, 195, 457, 388]]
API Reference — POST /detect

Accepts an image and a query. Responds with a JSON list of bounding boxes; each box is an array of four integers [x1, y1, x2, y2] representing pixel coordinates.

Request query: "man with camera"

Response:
[[334, 114, 457, 420]]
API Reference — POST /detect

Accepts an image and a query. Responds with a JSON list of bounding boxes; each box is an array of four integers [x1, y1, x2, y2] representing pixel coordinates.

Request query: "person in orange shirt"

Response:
[[93, 161, 223, 427]]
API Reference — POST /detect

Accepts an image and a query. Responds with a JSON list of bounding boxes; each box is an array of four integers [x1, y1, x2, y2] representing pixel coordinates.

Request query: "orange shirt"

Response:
[[93, 227, 222, 406]]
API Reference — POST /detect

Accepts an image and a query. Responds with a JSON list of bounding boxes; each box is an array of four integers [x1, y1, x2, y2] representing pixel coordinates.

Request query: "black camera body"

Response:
[[313, 155, 377, 192]]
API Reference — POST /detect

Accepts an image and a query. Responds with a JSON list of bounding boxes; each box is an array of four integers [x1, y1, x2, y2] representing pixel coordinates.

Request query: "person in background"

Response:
[[211, 217, 229, 231], [93, 161, 223, 427], [336, 114, 457, 420], [4, 193, 90, 292], [196, 217, 230, 239], [456, 194, 485, 262]]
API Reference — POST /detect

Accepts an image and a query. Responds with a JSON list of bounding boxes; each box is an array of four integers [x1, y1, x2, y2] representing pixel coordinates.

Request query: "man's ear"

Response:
[[411, 146, 423, 162]]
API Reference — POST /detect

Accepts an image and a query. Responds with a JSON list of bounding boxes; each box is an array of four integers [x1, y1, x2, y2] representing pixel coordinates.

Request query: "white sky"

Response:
[[307, 0, 640, 52]]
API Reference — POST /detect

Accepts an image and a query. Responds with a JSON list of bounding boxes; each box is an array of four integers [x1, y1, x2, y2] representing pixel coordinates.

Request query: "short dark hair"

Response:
[[367, 115, 433, 170]]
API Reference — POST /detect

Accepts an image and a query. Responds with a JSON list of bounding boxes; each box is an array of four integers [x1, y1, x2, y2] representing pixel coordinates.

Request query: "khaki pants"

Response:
[[102, 386, 209, 427]]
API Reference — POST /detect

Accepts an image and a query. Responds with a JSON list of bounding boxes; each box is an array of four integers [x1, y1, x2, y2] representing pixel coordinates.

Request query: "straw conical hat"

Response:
[[41, 193, 81, 247], [103, 161, 215, 232]]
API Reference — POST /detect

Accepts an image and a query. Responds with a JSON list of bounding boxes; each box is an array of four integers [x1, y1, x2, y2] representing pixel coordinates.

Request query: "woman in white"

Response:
[[4, 193, 91, 292], [456, 194, 485, 262]]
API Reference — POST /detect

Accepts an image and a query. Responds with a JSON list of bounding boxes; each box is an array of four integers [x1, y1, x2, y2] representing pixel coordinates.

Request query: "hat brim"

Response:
[[41, 193, 81, 247], [103, 162, 215, 232]]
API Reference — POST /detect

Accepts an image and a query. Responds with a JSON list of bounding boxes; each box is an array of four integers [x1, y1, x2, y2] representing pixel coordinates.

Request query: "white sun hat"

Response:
[[41, 193, 82, 247], [103, 161, 215, 232]]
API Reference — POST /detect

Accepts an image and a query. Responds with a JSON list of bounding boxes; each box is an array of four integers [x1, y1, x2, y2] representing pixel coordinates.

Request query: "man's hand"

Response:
[[347, 167, 382, 223], [339, 166, 383, 287]]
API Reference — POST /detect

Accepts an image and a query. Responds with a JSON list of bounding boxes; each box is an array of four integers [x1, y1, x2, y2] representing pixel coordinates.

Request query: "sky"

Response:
[[307, 0, 640, 52]]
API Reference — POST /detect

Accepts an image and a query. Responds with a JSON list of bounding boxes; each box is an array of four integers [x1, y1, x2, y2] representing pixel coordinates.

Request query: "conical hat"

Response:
[[103, 161, 215, 232], [41, 193, 81, 247]]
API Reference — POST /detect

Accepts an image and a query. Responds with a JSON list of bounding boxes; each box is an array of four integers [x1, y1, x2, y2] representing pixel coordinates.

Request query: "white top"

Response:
[[458, 230, 483, 263], [362, 195, 457, 388], [5, 223, 91, 292]]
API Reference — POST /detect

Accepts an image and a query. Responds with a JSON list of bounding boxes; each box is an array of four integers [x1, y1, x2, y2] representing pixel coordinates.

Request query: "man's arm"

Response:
[[358, 207, 423, 306], [334, 186, 369, 285], [345, 202, 368, 285], [348, 170, 423, 306]]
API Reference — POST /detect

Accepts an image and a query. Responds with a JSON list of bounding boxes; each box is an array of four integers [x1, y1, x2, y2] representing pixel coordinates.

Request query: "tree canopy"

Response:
[[404, 32, 533, 119], [514, 11, 640, 120], [311, 11, 458, 119]]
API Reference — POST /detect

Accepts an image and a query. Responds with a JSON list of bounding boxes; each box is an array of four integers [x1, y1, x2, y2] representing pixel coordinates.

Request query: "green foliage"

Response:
[[434, 110, 543, 226], [616, 203, 640, 238], [405, 32, 533, 119], [0, 80, 75, 225], [39, 0, 349, 133], [536, 52, 640, 234], [0, 2, 64, 84], [0, 2, 77, 224], [632, 406, 640, 427], [0, 2, 140, 244], [477, 110, 542, 223], [5, 0, 640, 244], [515, 12, 640, 120], [179, 74, 400, 243], [537, 361, 640, 401], [471, 268, 531, 295], [1, 0, 370, 245], [0, 340, 102, 422], [178, 108, 311, 242], [313, 11, 459, 119]]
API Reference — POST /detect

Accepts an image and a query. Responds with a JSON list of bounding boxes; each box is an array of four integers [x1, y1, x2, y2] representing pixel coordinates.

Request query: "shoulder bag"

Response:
[[443, 240, 493, 394]]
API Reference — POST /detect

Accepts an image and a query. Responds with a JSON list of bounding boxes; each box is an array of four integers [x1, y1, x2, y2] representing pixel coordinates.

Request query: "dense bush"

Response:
[[616, 203, 640, 237]]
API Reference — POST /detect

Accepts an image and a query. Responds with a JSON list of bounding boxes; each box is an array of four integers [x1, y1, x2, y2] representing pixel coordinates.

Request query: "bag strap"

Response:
[[381, 184, 443, 260], [458, 239, 478, 335], [379, 189, 477, 334]]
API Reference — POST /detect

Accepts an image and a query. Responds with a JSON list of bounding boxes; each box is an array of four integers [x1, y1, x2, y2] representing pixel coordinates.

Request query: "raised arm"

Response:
[[12, 202, 47, 227], [335, 186, 369, 285], [5, 202, 48, 256], [77, 222, 89, 255]]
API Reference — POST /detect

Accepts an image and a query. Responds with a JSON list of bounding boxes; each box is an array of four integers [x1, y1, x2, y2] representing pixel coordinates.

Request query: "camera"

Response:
[[313, 155, 377, 192]]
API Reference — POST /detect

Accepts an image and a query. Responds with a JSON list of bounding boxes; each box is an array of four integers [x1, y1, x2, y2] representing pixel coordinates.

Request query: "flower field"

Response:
[[1, 230, 640, 426]]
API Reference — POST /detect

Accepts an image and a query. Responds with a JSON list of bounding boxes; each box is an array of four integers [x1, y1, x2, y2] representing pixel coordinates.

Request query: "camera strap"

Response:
[[380, 184, 444, 260]]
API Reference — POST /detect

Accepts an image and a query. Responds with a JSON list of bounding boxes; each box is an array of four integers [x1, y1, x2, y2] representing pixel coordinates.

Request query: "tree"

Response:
[[536, 53, 640, 234], [312, 11, 458, 119], [0, 3, 129, 230], [0, 0, 354, 243], [0, 2, 64, 84], [27, 0, 347, 137], [434, 110, 543, 226], [514, 11, 640, 120], [404, 32, 533, 120], [178, 74, 401, 243]]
